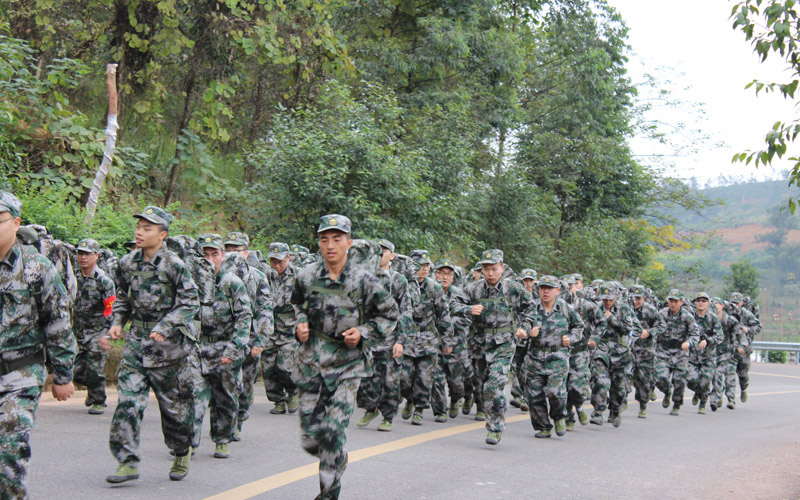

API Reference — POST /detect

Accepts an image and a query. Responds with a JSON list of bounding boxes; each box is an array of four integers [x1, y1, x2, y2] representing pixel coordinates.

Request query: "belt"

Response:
[[310, 329, 345, 345], [480, 325, 514, 335], [0, 350, 44, 377], [570, 344, 588, 353], [530, 345, 565, 354], [659, 339, 684, 349], [275, 311, 294, 322], [131, 317, 158, 330], [198, 335, 224, 343]]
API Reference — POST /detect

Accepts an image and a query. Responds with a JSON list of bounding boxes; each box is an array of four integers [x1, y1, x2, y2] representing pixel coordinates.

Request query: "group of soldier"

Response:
[[0, 191, 761, 500]]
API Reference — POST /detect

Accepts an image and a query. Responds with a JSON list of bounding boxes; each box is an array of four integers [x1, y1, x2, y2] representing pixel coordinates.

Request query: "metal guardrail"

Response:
[[751, 341, 800, 352]]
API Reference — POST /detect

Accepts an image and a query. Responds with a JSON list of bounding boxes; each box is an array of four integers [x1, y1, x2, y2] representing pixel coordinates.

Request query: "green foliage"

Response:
[[768, 350, 788, 363], [723, 258, 761, 300]]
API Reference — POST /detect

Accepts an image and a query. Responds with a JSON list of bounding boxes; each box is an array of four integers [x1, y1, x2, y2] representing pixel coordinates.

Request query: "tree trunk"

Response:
[[163, 71, 196, 206], [84, 64, 119, 224]]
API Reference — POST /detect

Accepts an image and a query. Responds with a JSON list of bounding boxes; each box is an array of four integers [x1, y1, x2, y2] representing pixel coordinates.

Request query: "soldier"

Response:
[[106, 206, 200, 483], [193, 234, 252, 458], [461, 249, 534, 445], [565, 280, 598, 430], [263, 241, 301, 414], [710, 298, 746, 411], [522, 275, 582, 438], [687, 292, 721, 414], [400, 249, 454, 425], [510, 268, 537, 412], [655, 289, 700, 416], [73, 238, 116, 415], [291, 214, 398, 500], [356, 239, 411, 431], [589, 282, 641, 427], [629, 284, 665, 418], [729, 292, 761, 403], [573, 273, 585, 291], [0, 192, 75, 498], [222, 232, 272, 438]]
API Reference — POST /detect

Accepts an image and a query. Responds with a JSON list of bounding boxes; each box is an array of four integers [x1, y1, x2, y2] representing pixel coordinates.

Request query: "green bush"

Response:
[[768, 350, 788, 363]]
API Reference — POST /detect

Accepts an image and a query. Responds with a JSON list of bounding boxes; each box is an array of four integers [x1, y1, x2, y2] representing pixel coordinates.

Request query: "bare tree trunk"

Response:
[[163, 71, 196, 206], [84, 64, 119, 224]]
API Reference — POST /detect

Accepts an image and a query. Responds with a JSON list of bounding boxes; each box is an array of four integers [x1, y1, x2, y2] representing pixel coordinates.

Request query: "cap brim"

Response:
[[317, 225, 349, 234], [76, 246, 97, 253], [134, 214, 167, 226], [477, 259, 501, 266], [224, 240, 245, 247], [667, 296, 680, 300], [538, 283, 558, 288], [269, 252, 289, 260]]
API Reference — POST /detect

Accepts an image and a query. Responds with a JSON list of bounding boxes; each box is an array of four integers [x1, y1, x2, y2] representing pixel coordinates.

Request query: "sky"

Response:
[[607, 0, 796, 185]]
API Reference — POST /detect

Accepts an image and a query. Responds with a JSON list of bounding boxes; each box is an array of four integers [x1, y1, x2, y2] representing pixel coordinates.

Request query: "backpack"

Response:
[[347, 239, 382, 275], [164, 235, 215, 306], [16, 224, 78, 302], [390, 253, 420, 284]]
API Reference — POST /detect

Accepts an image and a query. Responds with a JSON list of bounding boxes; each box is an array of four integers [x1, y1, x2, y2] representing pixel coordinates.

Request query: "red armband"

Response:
[[103, 295, 117, 317]]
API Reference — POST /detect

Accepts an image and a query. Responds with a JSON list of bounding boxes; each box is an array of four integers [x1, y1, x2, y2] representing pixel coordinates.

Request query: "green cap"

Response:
[[629, 285, 645, 297], [599, 282, 619, 300], [123, 240, 137, 250], [269, 242, 290, 260], [224, 231, 249, 247], [693, 292, 711, 301], [377, 239, 395, 253], [317, 214, 351, 234], [134, 205, 174, 229], [667, 289, 684, 301], [291, 244, 310, 254], [521, 269, 537, 280], [729, 292, 744, 303], [0, 191, 21, 218], [198, 233, 223, 250], [537, 275, 559, 288], [434, 258, 456, 271], [572, 273, 584, 282], [477, 249, 503, 265], [410, 249, 432, 266], [560, 274, 576, 285], [76, 238, 101, 254], [591, 279, 603, 287]]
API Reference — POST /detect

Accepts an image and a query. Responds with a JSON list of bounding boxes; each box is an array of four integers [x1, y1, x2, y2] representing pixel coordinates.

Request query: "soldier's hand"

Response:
[[604, 310, 612, 319], [443, 347, 453, 355], [52, 382, 74, 401], [681, 341, 690, 351], [588, 340, 596, 348], [742, 326, 749, 334], [698, 340, 707, 350], [528, 326, 540, 338], [108, 325, 122, 340], [561, 335, 570, 347], [296, 322, 310, 343], [471, 305, 484, 316], [150, 331, 165, 342], [98, 336, 111, 352], [392, 343, 404, 358], [515, 328, 527, 340], [221, 357, 233, 364], [251, 346, 263, 358], [343, 328, 361, 348], [738, 347, 745, 355], [641, 329, 650, 340]]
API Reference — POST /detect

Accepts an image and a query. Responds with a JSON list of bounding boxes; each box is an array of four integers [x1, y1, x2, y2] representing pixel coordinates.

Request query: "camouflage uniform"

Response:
[[710, 301, 746, 410], [109, 207, 200, 467], [687, 294, 722, 409], [0, 193, 75, 499], [263, 242, 301, 411], [523, 276, 583, 434], [565, 290, 597, 425], [291, 215, 398, 500], [590, 283, 641, 423], [631, 292, 665, 408], [729, 293, 761, 397], [655, 290, 700, 412], [401, 250, 454, 420], [73, 239, 116, 408], [511, 268, 538, 406], [192, 235, 252, 449], [460, 250, 534, 436]]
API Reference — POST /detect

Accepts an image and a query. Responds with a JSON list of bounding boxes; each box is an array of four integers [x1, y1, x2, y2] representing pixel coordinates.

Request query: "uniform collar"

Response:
[[0, 243, 21, 269]]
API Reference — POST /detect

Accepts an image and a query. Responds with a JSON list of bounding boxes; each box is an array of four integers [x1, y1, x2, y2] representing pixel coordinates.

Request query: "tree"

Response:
[[723, 258, 761, 300]]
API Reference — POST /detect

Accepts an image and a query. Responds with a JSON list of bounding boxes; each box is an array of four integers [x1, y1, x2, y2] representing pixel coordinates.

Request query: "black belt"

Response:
[[659, 339, 684, 349], [570, 344, 588, 353], [530, 345, 565, 354], [0, 350, 44, 377], [310, 329, 345, 345]]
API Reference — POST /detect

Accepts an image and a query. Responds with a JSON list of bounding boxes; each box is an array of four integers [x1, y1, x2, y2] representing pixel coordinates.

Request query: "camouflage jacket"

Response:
[[632, 302, 666, 356], [406, 276, 454, 357], [573, 296, 599, 348], [246, 266, 273, 350], [269, 264, 301, 344], [444, 284, 472, 358], [375, 269, 412, 351], [74, 265, 115, 336], [461, 278, 535, 347], [112, 246, 200, 368], [656, 307, 700, 352], [528, 298, 583, 356], [691, 311, 722, 361], [198, 269, 252, 370], [730, 305, 761, 343], [291, 259, 399, 391], [717, 309, 747, 354], [0, 243, 75, 389], [593, 302, 641, 353]]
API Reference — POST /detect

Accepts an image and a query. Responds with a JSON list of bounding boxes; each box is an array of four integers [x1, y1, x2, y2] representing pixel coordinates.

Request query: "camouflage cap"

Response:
[[560, 274, 576, 285], [317, 214, 351, 234], [269, 242, 290, 260], [76, 238, 101, 254], [134, 205, 174, 229], [291, 244, 310, 254], [520, 268, 538, 280], [666, 289, 684, 301], [591, 279, 603, 287], [572, 273, 584, 282], [729, 292, 744, 303], [410, 249, 433, 266], [472, 263, 482, 272], [198, 233, 223, 250], [537, 275, 560, 288], [477, 249, 503, 265], [123, 239, 137, 250], [629, 285, 645, 297], [0, 191, 21, 218], [598, 282, 619, 300], [377, 238, 395, 253], [693, 291, 711, 302], [434, 258, 457, 271], [224, 231, 249, 247]]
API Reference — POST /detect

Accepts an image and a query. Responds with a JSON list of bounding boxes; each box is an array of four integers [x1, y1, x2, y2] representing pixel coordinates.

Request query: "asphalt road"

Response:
[[28, 362, 800, 500]]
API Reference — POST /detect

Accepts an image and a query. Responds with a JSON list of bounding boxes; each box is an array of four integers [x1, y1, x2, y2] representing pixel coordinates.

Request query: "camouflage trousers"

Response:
[[237, 353, 260, 426], [297, 374, 359, 500], [523, 348, 569, 431], [0, 384, 40, 500], [73, 334, 108, 406], [565, 349, 591, 423], [261, 342, 298, 404], [591, 346, 633, 414], [462, 356, 478, 412], [510, 342, 528, 400], [632, 352, 655, 405], [192, 364, 239, 448], [687, 353, 717, 405], [654, 349, 689, 407], [710, 350, 737, 407], [356, 351, 401, 421], [735, 349, 751, 392], [474, 340, 515, 433], [110, 356, 196, 464], [431, 354, 465, 416], [400, 354, 437, 410]]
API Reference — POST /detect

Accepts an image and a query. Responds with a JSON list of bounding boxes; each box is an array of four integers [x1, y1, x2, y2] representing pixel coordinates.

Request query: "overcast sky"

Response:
[[607, 0, 796, 185]]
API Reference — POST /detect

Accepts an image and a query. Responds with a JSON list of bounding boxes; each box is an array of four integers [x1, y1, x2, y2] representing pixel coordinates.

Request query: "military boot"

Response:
[[692, 394, 700, 406], [610, 412, 621, 428], [434, 414, 447, 423], [412, 412, 423, 426], [741, 390, 748, 403], [565, 421, 575, 431], [169, 452, 191, 481], [554, 419, 567, 436], [448, 398, 461, 419], [519, 399, 529, 412], [727, 398, 736, 410], [287, 394, 299, 413], [88, 404, 105, 415], [377, 419, 392, 432], [662, 389, 672, 408], [356, 410, 380, 428], [649, 389, 657, 402], [485, 431, 502, 445], [669, 404, 680, 416], [270, 402, 287, 415], [638, 404, 647, 419], [462, 396, 474, 415], [577, 408, 589, 425], [510, 396, 521, 408], [475, 410, 486, 422], [214, 443, 229, 458], [698, 404, 706, 415], [106, 464, 139, 484], [401, 402, 414, 420], [534, 429, 551, 439], [589, 411, 604, 426]]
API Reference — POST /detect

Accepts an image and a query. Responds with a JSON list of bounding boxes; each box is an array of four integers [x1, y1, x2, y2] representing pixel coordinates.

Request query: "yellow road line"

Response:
[[751, 371, 800, 380]]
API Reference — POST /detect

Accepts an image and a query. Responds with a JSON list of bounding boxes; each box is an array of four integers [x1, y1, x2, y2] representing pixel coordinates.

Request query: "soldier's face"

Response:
[[77, 251, 98, 272], [668, 298, 682, 313], [538, 285, 558, 304], [417, 263, 430, 279], [472, 270, 482, 281], [523, 278, 534, 293], [225, 244, 249, 259], [135, 220, 166, 249], [482, 263, 503, 285], [434, 267, 454, 289], [569, 282, 577, 293], [695, 298, 709, 313], [270, 256, 290, 274], [634, 296, 644, 308], [203, 247, 224, 273], [380, 248, 393, 268], [575, 280, 583, 290], [715, 302, 724, 316], [0, 211, 20, 254], [318, 230, 351, 267]]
